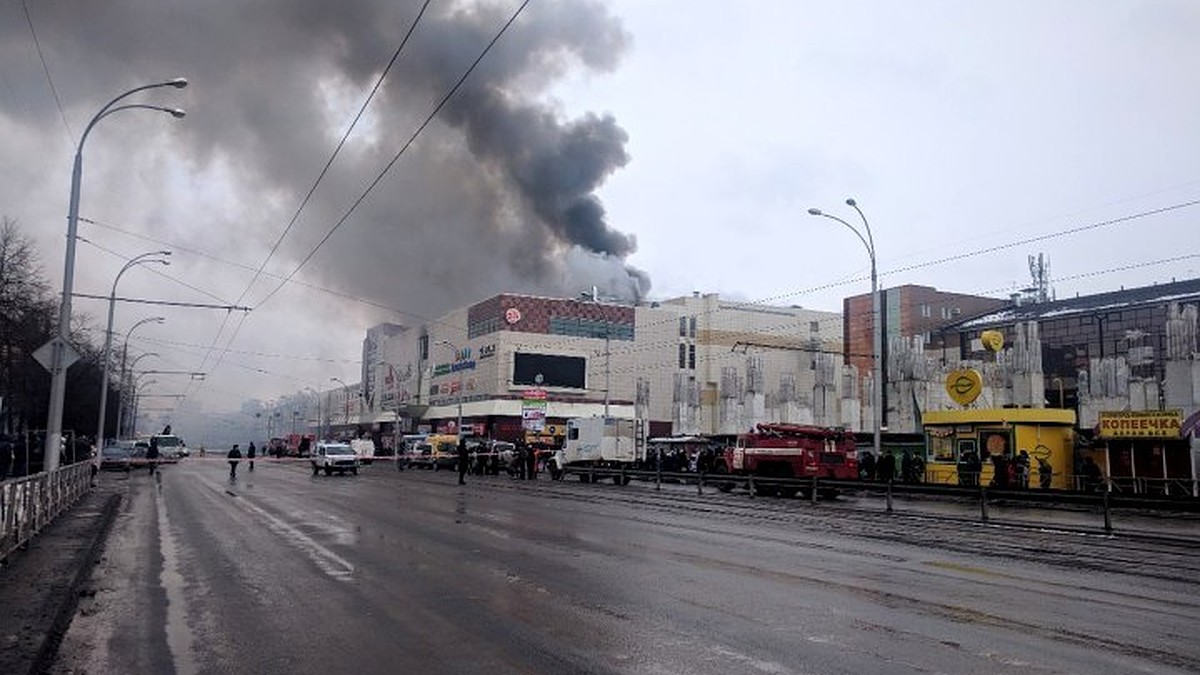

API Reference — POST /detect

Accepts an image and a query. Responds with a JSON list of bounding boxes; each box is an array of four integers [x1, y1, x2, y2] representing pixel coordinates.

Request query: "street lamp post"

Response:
[[94, 253, 169, 449], [43, 77, 187, 471], [120, 351, 159, 437], [304, 387, 321, 439], [437, 340, 464, 437], [808, 198, 881, 464], [331, 377, 350, 435], [130, 377, 158, 438], [115, 317, 163, 439], [580, 288, 612, 418]]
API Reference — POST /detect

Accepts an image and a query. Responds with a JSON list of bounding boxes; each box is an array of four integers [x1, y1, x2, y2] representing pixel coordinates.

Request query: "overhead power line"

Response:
[[20, 0, 72, 144], [71, 292, 251, 311], [251, 0, 533, 311], [192, 0, 436, 391]]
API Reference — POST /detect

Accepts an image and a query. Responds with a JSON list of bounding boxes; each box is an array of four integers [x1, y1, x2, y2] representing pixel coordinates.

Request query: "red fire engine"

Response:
[[712, 423, 858, 497]]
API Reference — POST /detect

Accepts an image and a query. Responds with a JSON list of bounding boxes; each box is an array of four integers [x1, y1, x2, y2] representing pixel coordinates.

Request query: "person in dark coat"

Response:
[[990, 453, 1010, 489], [515, 440, 528, 480], [859, 451, 876, 482], [1081, 456, 1103, 491], [146, 436, 160, 474], [247, 442, 257, 471], [876, 450, 896, 483], [900, 451, 915, 484], [1016, 450, 1031, 489], [958, 449, 980, 487], [228, 444, 242, 480], [456, 437, 469, 485], [298, 436, 311, 458]]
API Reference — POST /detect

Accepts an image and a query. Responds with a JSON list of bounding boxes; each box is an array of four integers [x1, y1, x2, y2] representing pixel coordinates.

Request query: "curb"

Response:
[[27, 492, 122, 675]]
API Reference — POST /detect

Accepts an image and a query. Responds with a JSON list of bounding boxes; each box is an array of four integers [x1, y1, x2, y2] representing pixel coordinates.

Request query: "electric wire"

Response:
[[250, 0, 533, 311], [193, 1, 437, 390], [19, 0, 72, 145]]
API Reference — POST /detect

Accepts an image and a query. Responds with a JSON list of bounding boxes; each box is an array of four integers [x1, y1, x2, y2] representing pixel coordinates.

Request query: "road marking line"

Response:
[[200, 477, 355, 580]]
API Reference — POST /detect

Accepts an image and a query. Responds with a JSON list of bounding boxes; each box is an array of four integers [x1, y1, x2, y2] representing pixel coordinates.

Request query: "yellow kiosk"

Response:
[[921, 331, 1076, 488]]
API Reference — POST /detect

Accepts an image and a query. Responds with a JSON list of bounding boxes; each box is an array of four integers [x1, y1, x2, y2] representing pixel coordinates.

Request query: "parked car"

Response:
[[128, 440, 150, 469], [99, 445, 133, 472], [311, 442, 359, 476]]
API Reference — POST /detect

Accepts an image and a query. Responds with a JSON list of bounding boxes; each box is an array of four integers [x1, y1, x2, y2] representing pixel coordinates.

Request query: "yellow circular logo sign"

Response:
[[945, 368, 983, 406]]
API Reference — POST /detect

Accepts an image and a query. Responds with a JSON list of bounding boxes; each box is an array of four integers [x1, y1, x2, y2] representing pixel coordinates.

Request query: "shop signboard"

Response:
[[1098, 410, 1183, 439], [522, 388, 547, 431]]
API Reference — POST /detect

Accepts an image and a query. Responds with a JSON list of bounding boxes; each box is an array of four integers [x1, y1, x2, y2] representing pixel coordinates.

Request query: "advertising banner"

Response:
[[1098, 410, 1183, 439], [522, 388, 547, 431]]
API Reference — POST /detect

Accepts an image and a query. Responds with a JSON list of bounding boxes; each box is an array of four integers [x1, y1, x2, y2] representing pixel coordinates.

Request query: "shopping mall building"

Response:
[[350, 291, 844, 444]]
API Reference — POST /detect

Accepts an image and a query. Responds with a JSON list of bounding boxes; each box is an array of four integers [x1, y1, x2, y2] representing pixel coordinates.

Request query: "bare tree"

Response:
[[0, 217, 55, 435]]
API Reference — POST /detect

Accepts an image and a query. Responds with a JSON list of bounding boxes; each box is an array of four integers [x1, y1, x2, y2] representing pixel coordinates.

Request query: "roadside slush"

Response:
[[0, 477, 125, 675]]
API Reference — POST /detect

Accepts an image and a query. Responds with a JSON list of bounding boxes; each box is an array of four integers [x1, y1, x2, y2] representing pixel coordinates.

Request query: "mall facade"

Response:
[[347, 291, 844, 445]]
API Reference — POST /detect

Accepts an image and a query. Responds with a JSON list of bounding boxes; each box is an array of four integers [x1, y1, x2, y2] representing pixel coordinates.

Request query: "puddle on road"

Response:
[[156, 482, 200, 675]]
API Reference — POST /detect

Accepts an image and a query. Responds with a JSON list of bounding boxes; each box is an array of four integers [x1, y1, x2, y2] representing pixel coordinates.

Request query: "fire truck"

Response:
[[712, 423, 858, 497]]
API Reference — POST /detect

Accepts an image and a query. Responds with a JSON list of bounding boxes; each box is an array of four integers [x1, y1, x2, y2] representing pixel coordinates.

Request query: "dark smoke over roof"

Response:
[[0, 0, 648, 328]]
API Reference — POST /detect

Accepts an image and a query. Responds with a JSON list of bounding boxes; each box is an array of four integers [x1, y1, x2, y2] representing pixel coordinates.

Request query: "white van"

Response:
[[151, 434, 188, 461]]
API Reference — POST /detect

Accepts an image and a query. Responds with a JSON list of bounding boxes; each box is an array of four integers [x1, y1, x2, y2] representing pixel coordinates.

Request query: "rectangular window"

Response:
[[678, 343, 687, 369], [920, 304, 932, 318], [689, 316, 697, 338], [929, 435, 954, 462], [688, 344, 696, 370], [809, 320, 820, 334], [679, 317, 688, 337]]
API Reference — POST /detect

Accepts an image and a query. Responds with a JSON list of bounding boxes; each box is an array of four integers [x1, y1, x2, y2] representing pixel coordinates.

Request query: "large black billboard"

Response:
[[512, 353, 586, 389]]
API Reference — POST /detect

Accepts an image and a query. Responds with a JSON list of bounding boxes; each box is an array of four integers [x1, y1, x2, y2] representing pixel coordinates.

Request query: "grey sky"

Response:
[[1, 1, 1197, 419]]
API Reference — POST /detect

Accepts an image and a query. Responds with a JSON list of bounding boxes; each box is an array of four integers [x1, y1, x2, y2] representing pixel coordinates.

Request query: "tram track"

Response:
[[375, 468, 1200, 582]]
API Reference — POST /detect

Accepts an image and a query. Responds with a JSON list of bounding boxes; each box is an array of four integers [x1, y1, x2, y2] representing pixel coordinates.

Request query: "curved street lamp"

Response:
[[304, 386, 322, 439], [115, 317, 164, 439], [44, 77, 187, 470], [437, 341, 464, 437], [579, 288, 613, 418], [95, 253, 170, 447], [120, 350, 160, 437], [808, 198, 881, 465], [330, 377, 350, 434]]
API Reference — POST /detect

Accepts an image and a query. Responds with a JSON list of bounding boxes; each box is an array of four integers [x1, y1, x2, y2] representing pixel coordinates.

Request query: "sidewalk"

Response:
[[0, 478, 124, 675]]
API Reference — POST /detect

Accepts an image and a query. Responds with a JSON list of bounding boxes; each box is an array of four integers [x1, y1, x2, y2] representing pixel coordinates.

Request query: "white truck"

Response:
[[546, 417, 639, 484]]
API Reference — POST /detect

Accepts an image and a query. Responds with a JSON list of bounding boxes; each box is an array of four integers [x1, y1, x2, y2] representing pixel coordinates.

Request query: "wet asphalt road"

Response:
[[52, 459, 1200, 674]]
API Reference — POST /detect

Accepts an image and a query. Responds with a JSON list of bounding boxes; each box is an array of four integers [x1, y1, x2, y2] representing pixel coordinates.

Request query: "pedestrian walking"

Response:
[[1037, 457, 1053, 489], [456, 437, 469, 485], [247, 442, 257, 472], [228, 444, 242, 480], [146, 436, 160, 475]]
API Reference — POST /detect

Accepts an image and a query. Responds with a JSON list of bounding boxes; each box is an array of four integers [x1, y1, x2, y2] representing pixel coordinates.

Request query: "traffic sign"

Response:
[[33, 337, 80, 373]]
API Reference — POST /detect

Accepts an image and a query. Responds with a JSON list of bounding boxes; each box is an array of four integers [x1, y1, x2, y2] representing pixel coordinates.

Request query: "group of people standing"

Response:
[[858, 449, 926, 484], [959, 448, 1056, 490], [457, 438, 539, 485]]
